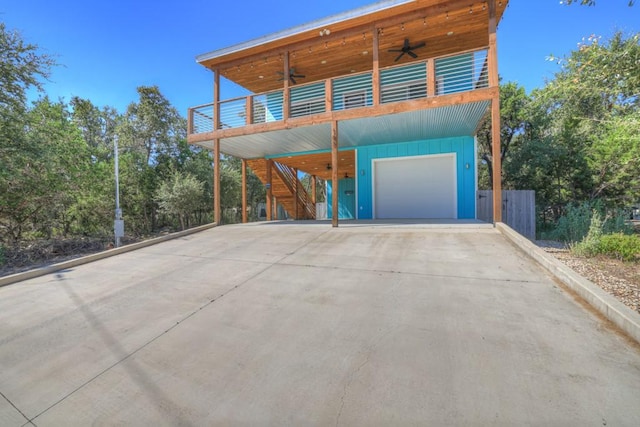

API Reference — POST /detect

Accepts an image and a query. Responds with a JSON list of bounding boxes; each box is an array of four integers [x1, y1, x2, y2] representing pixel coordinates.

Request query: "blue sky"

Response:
[[2, 0, 638, 115]]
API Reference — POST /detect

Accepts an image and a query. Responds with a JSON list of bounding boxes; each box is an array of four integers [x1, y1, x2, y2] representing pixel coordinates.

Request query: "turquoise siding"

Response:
[[327, 177, 356, 220], [356, 137, 476, 219]]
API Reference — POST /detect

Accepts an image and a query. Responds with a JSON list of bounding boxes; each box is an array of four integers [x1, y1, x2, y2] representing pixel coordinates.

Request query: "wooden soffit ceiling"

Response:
[[198, 0, 509, 94]]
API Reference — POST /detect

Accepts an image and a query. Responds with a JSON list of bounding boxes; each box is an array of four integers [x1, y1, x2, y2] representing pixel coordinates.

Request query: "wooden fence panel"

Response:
[[477, 190, 536, 240]]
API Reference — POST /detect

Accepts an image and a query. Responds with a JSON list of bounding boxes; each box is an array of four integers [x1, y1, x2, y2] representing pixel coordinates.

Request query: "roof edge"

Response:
[[195, 0, 415, 64]]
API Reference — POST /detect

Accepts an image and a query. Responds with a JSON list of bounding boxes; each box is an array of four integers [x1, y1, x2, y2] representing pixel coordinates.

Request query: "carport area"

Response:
[[1, 222, 639, 425]]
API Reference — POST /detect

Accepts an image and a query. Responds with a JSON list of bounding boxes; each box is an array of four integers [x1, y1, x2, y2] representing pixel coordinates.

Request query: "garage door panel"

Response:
[[374, 155, 456, 219]]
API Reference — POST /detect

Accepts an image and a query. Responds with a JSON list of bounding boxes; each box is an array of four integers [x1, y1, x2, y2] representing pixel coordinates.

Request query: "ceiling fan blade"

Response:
[[394, 52, 405, 62], [292, 74, 306, 79], [411, 42, 426, 50], [408, 51, 418, 59], [388, 48, 403, 53], [290, 76, 297, 85]]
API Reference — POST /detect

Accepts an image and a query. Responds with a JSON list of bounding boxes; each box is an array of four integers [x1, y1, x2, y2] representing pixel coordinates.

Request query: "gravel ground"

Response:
[[537, 241, 640, 315]]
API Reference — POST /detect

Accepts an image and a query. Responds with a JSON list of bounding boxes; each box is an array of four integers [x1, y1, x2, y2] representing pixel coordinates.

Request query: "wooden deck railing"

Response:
[[188, 48, 490, 136]]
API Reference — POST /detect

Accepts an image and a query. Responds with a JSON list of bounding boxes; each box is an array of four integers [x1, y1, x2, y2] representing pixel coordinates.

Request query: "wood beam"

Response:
[[325, 79, 333, 112], [331, 121, 339, 228], [245, 96, 253, 126], [491, 99, 502, 223], [266, 159, 273, 221], [488, 0, 499, 88], [283, 51, 290, 120], [187, 108, 194, 135], [213, 138, 221, 225], [213, 70, 220, 130], [311, 175, 317, 204], [488, 0, 502, 223], [427, 59, 436, 97], [274, 197, 279, 220], [293, 168, 299, 220], [372, 25, 380, 106], [241, 159, 248, 223]]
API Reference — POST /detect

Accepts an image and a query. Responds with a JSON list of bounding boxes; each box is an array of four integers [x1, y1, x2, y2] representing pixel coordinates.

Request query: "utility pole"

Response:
[[114, 136, 124, 248]]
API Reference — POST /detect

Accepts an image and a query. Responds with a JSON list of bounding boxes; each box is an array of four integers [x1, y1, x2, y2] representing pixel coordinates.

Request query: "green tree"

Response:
[[156, 170, 206, 230], [0, 23, 56, 243], [507, 32, 640, 223], [0, 23, 55, 115], [70, 96, 120, 160], [476, 81, 530, 189], [119, 86, 186, 165], [0, 98, 90, 243]]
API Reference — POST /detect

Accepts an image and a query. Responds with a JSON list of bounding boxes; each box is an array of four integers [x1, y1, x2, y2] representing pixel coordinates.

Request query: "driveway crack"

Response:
[[335, 328, 394, 426], [0, 390, 34, 426]]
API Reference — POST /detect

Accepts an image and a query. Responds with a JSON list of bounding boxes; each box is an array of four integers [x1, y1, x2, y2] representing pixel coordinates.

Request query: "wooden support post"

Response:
[[245, 96, 253, 126], [293, 168, 298, 220], [273, 197, 278, 220], [488, 0, 502, 223], [283, 52, 290, 120], [372, 26, 380, 106], [427, 59, 436, 97], [311, 175, 317, 204], [325, 79, 333, 112], [331, 121, 339, 228], [213, 70, 220, 131], [266, 159, 273, 221], [491, 99, 502, 223], [241, 159, 247, 223], [213, 69, 222, 224], [213, 139, 221, 225]]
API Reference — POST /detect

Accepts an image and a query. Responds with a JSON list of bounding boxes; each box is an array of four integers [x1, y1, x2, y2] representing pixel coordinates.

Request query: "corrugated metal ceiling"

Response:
[[194, 101, 490, 159]]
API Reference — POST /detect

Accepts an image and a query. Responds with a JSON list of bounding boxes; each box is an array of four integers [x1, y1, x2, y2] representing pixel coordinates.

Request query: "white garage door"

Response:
[[374, 154, 457, 219]]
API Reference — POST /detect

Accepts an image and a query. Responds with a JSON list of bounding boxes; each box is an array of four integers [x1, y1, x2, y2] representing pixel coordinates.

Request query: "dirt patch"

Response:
[[0, 237, 137, 278], [538, 241, 640, 315]]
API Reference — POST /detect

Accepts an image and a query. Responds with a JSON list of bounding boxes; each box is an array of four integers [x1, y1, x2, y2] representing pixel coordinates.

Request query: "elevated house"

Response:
[[187, 0, 509, 226]]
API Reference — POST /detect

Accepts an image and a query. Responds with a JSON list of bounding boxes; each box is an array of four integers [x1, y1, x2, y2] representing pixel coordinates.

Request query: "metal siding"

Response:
[[356, 137, 476, 219], [327, 178, 356, 219]]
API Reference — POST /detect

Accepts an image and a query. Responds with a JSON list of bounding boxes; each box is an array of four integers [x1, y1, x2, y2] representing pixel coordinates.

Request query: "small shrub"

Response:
[[571, 211, 604, 257], [547, 201, 593, 243], [597, 233, 640, 262], [0, 244, 5, 267]]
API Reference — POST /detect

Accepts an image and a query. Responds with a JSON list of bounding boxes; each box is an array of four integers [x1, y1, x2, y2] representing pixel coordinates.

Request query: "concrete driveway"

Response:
[[1, 222, 639, 426]]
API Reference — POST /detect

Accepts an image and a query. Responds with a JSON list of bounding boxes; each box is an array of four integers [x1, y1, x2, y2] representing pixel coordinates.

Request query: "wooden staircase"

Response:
[[246, 159, 316, 220]]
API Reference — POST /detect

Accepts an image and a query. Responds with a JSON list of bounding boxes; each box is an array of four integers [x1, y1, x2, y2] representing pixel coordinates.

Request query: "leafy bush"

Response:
[[0, 244, 5, 267], [571, 211, 604, 257], [545, 201, 632, 243], [597, 234, 640, 262]]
